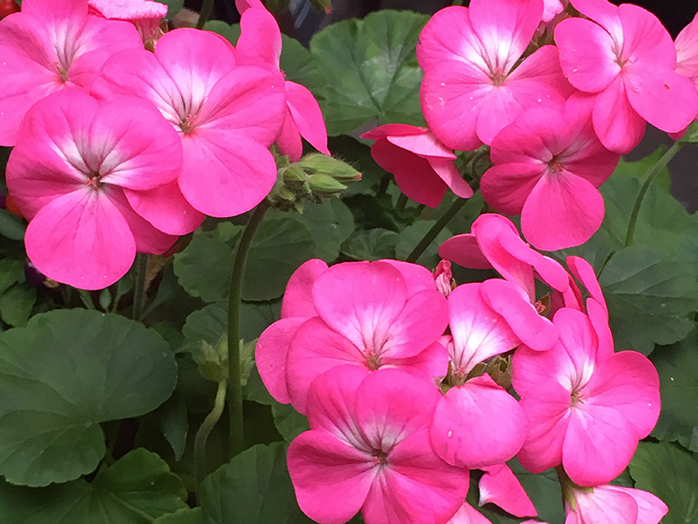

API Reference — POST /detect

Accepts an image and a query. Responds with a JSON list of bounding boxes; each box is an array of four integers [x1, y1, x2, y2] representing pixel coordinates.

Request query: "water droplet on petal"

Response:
[[572, 68, 578, 73], [440, 82, 445, 87], [447, 430, 453, 437], [664, 82, 671, 89], [632, 87, 639, 93]]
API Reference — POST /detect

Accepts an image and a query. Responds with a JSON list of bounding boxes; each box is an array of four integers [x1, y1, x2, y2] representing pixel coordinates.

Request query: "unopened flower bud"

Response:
[[194, 338, 228, 383], [307, 174, 347, 197]]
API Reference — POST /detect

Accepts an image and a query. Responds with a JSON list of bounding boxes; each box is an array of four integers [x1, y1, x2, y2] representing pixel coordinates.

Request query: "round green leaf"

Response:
[[154, 508, 204, 524], [310, 10, 428, 135], [284, 199, 355, 262], [174, 234, 236, 304], [599, 246, 698, 355], [0, 449, 187, 523], [341, 228, 399, 261], [200, 442, 313, 524], [629, 442, 698, 524], [651, 331, 698, 451], [0, 310, 177, 486], [396, 220, 452, 268]]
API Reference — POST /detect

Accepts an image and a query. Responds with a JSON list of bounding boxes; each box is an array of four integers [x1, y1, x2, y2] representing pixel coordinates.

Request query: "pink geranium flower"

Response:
[[285, 260, 449, 413], [236, 5, 329, 161], [513, 308, 661, 486], [360, 124, 473, 207], [555, 0, 698, 153], [287, 366, 469, 524], [564, 484, 667, 524], [6, 90, 181, 290], [0, 0, 143, 146], [93, 28, 286, 220], [430, 283, 527, 469], [417, 0, 573, 151], [480, 95, 619, 251]]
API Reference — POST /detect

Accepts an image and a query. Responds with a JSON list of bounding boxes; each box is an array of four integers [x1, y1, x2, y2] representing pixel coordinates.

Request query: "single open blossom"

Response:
[[93, 28, 286, 220], [417, 0, 573, 151], [564, 483, 667, 524], [481, 95, 619, 251], [285, 260, 449, 413], [236, 5, 329, 161], [513, 308, 661, 486], [0, 0, 143, 146], [430, 283, 527, 469], [555, 0, 698, 153], [360, 125, 473, 207], [287, 366, 470, 524], [6, 90, 181, 289]]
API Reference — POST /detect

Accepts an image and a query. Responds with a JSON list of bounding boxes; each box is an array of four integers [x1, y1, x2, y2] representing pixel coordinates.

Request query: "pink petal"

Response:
[[125, 182, 205, 236], [438, 234, 493, 271], [521, 170, 605, 251], [618, 487, 668, 524], [386, 340, 449, 382], [381, 260, 438, 296], [430, 374, 526, 468], [481, 163, 544, 216], [618, 3, 677, 67], [360, 124, 426, 141], [88, 0, 168, 20], [364, 430, 470, 524], [281, 258, 328, 319], [583, 351, 660, 438], [369, 139, 448, 208], [448, 283, 519, 375], [236, 6, 281, 68], [447, 502, 492, 524], [385, 130, 456, 159], [285, 81, 330, 156], [25, 188, 135, 290], [275, 109, 304, 162], [592, 77, 646, 154], [555, 18, 620, 93], [416, 6, 477, 73], [428, 158, 474, 200], [255, 317, 306, 404], [179, 132, 277, 217], [479, 464, 537, 518], [480, 279, 557, 351], [287, 431, 375, 524], [507, 45, 576, 99], [624, 65, 698, 133], [566, 256, 606, 313], [568, 484, 638, 524]]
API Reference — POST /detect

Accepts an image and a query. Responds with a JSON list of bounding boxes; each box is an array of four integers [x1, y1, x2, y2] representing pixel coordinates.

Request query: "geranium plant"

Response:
[[0, 0, 697, 522]]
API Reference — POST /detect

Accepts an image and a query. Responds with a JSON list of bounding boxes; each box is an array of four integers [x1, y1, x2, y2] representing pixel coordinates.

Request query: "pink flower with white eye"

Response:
[[285, 260, 449, 413], [236, 6, 329, 162], [513, 308, 660, 486], [257, 259, 443, 406], [417, 0, 573, 151], [87, 0, 167, 47], [555, 0, 698, 153], [430, 283, 527, 469], [6, 90, 182, 290], [92, 28, 286, 221], [0, 0, 143, 146], [287, 366, 470, 524], [564, 483, 667, 524], [360, 124, 473, 208], [439, 214, 573, 350], [481, 95, 619, 251]]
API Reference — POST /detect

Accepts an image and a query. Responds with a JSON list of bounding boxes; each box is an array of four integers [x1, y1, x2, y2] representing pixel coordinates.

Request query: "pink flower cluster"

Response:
[[362, 0, 698, 251], [0, 0, 328, 289], [258, 214, 665, 524]]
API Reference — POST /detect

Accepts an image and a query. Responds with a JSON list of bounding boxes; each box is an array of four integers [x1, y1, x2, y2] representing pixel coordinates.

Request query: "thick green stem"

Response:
[[195, 0, 215, 29], [624, 141, 683, 247], [406, 197, 468, 263], [227, 202, 270, 459], [132, 253, 148, 321], [194, 379, 228, 485]]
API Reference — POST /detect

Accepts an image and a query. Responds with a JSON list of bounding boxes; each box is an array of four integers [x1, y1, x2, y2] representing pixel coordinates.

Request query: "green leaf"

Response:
[[0, 284, 35, 327], [310, 10, 428, 135], [0, 449, 187, 523], [327, 136, 384, 196], [240, 300, 281, 342], [629, 442, 698, 524], [271, 403, 310, 442], [200, 442, 313, 524], [0, 259, 23, 295], [174, 217, 314, 304], [154, 508, 204, 524], [396, 220, 452, 268], [613, 147, 671, 192], [599, 246, 698, 354], [157, 393, 189, 461], [650, 330, 698, 451], [203, 21, 240, 45], [341, 228, 399, 261], [242, 217, 315, 301], [280, 35, 326, 98], [0, 310, 177, 486], [0, 210, 25, 241], [509, 460, 564, 524], [183, 304, 228, 349], [283, 199, 354, 262]]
